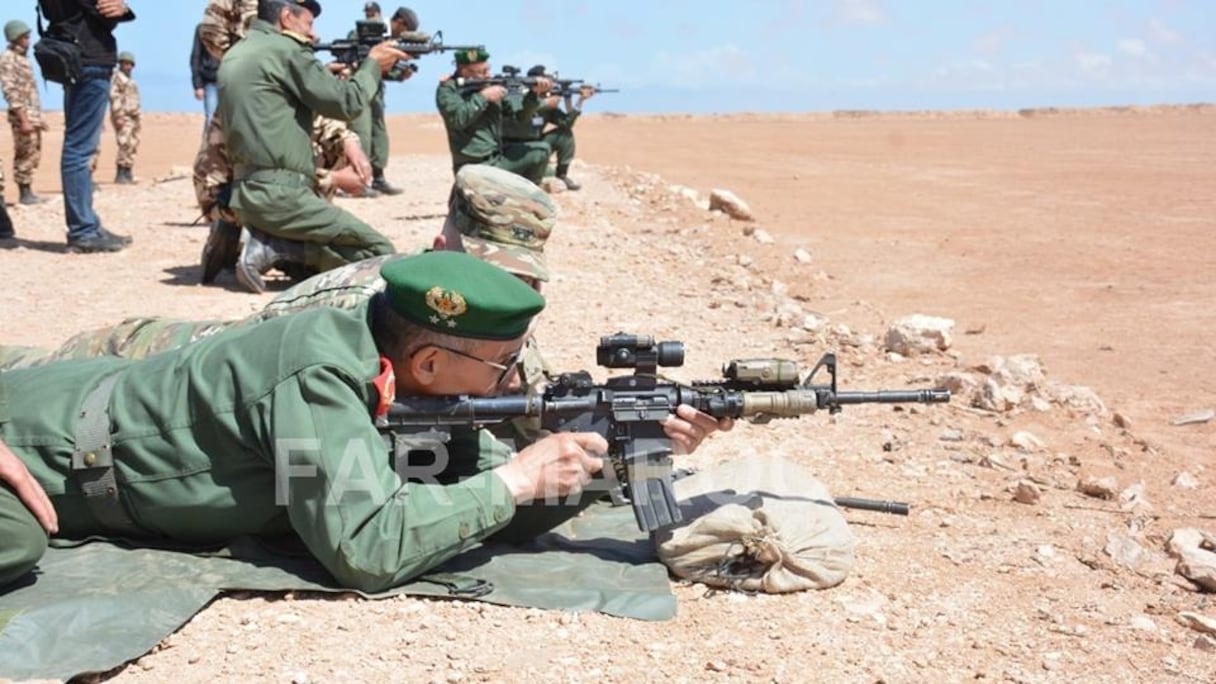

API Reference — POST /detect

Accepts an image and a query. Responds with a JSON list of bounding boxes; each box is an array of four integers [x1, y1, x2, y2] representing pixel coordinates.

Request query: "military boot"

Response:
[[200, 218, 242, 284], [0, 199, 14, 240], [115, 166, 135, 185], [235, 228, 314, 294], [555, 164, 581, 191], [18, 184, 42, 205], [371, 174, 403, 196]]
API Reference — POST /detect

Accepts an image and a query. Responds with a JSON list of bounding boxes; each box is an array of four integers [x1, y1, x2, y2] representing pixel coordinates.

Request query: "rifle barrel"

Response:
[[833, 497, 910, 515], [833, 389, 952, 405]]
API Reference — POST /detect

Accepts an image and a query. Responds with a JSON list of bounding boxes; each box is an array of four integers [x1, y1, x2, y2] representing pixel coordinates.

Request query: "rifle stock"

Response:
[[380, 334, 949, 532]]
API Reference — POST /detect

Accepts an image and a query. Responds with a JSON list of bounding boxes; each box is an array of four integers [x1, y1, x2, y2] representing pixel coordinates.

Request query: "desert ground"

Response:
[[1, 105, 1214, 682]]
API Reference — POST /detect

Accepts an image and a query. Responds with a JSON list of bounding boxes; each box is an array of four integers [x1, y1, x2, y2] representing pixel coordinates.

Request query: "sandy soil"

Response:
[[1, 105, 1214, 683]]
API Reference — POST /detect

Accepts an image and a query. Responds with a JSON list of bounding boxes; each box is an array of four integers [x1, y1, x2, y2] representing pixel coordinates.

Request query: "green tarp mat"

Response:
[[0, 501, 674, 681]]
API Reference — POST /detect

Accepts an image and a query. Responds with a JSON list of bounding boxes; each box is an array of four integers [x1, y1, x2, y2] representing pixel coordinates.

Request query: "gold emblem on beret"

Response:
[[425, 286, 468, 328], [465, 49, 480, 63]]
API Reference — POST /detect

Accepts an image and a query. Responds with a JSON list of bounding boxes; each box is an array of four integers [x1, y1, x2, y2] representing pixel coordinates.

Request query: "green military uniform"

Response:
[[0, 252, 567, 593], [537, 100, 580, 171], [350, 85, 389, 178], [436, 51, 549, 184], [218, 20, 395, 272]]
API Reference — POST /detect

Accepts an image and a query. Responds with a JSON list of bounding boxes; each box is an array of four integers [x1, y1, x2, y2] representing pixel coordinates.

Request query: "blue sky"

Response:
[[15, 0, 1216, 114]]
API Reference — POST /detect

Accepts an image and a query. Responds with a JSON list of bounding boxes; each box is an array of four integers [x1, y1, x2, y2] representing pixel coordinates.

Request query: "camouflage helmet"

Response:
[[117, 51, 136, 65], [4, 20, 31, 43], [450, 165, 555, 282]]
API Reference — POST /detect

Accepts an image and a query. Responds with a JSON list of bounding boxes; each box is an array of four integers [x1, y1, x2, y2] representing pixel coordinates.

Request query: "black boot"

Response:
[[18, 184, 41, 205], [370, 174, 403, 196], [234, 228, 314, 294], [0, 199, 14, 240], [200, 218, 242, 284], [555, 164, 580, 191], [115, 166, 135, 185]]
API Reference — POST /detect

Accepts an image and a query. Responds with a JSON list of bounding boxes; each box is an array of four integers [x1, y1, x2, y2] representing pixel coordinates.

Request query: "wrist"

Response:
[[492, 462, 533, 504]]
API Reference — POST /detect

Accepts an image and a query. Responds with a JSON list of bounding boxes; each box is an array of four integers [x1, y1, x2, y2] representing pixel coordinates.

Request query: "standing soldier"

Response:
[[436, 48, 551, 184], [109, 51, 140, 185], [0, 19, 47, 206]]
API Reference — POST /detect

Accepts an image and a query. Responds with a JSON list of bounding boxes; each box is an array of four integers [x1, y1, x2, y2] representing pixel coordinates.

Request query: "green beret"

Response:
[[454, 47, 490, 66], [117, 51, 136, 64], [4, 20, 30, 44], [381, 251, 544, 340], [450, 165, 554, 282]]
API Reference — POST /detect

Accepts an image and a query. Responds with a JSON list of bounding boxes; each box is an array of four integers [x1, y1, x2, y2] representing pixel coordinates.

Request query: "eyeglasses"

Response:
[[428, 344, 522, 386]]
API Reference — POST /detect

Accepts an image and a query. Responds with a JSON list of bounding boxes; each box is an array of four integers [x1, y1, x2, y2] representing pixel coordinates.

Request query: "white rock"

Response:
[[708, 188, 755, 221], [1172, 471, 1200, 489], [1009, 431, 1045, 451], [1078, 475, 1118, 499], [1167, 529, 1216, 591], [753, 228, 775, 245], [1128, 614, 1158, 632], [1104, 533, 1149, 570], [801, 313, 829, 332], [1177, 611, 1216, 634], [541, 177, 566, 194], [884, 315, 955, 355], [793, 248, 812, 264]]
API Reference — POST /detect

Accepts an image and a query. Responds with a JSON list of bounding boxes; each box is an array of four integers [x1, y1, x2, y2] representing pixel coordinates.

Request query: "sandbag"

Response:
[[653, 454, 855, 593]]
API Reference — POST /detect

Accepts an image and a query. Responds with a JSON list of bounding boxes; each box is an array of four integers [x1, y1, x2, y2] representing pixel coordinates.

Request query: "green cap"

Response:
[[454, 47, 489, 66], [381, 251, 544, 340], [4, 20, 30, 43], [117, 51, 136, 64], [450, 165, 554, 282]]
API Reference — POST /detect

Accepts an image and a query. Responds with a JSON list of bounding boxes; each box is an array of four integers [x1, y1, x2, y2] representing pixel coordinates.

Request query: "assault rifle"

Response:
[[455, 64, 547, 92], [379, 334, 950, 532], [314, 21, 483, 82]]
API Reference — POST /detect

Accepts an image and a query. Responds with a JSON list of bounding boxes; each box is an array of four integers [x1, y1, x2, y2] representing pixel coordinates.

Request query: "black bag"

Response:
[[32, 4, 83, 85]]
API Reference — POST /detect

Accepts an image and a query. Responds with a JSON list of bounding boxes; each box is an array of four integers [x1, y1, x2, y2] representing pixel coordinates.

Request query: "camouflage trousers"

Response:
[[8, 127, 41, 185], [0, 317, 236, 372], [113, 114, 140, 167]]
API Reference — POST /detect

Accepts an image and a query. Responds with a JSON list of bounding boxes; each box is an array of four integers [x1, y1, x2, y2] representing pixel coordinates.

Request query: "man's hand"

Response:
[[530, 76, 552, 97], [0, 440, 57, 535], [328, 166, 368, 196], [96, 0, 129, 18], [479, 85, 507, 103], [494, 433, 606, 504], [194, 88, 205, 101], [18, 121, 35, 135], [662, 405, 734, 455], [366, 42, 409, 77], [342, 136, 373, 185], [577, 85, 596, 107]]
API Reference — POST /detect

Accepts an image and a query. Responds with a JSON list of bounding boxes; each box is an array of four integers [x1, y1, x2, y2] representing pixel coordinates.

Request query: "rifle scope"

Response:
[[597, 333, 684, 370]]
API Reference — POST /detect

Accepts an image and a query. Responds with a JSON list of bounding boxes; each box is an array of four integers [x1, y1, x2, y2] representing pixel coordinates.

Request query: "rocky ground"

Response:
[[1, 109, 1214, 683]]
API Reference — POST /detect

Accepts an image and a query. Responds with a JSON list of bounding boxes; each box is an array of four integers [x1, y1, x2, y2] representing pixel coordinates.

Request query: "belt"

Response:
[[234, 167, 314, 188], [70, 372, 140, 535]]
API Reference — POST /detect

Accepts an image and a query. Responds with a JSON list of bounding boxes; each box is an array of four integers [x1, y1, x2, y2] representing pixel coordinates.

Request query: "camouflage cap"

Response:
[[117, 51, 136, 64], [4, 20, 30, 43], [454, 47, 490, 66], [381, 251, 544, 340], [450, 165, 555, 282]]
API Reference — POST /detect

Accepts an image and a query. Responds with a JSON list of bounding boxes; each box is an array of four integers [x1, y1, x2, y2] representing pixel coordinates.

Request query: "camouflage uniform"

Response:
[[0, 42, 45, 188], [199, 0, 257, 62], [109, 68, 141, 169]]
